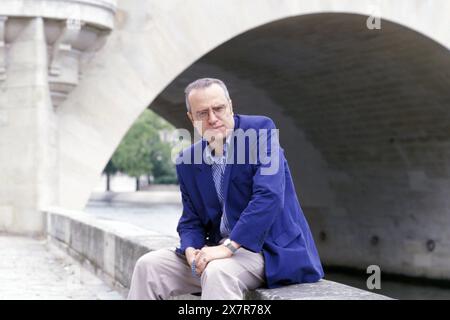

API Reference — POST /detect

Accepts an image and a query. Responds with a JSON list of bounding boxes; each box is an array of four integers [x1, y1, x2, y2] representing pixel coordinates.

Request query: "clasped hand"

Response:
[[186, 245, 232, 277]]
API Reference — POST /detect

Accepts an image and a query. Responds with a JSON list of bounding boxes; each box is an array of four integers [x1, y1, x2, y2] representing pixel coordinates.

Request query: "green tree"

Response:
[[111, 109, 177, 190], [103, 159, 118, 191], [112, 111, 157, 191], [150, 140, 177, 184]]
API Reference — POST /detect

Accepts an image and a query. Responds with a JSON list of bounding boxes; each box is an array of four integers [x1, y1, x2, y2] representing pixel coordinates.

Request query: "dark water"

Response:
[[86, 199, 450, 300], [324, 269, 450, 300]]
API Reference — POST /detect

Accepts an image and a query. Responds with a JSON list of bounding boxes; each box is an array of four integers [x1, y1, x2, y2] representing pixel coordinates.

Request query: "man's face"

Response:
[[187, 83, 235, 142]]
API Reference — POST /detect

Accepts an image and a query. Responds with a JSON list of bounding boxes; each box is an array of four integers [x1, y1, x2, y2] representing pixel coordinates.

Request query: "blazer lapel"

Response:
[[222, 148, 234, 212], [222, 115, 240, 215]]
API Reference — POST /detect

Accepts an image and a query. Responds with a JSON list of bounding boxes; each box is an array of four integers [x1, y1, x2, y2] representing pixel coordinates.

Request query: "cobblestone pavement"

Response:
[[0, 235, 124, 300]]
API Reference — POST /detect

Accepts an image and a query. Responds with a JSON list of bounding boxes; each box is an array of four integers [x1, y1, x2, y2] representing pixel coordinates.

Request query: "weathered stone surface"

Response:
[[45, 206, 178, 293], [0, 0, 115, 235], [0, 235, 123, 299], [246, 280, 392, 300]]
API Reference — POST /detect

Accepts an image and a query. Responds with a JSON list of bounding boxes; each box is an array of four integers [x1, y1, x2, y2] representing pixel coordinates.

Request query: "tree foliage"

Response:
[[104, 109, 177, 187]]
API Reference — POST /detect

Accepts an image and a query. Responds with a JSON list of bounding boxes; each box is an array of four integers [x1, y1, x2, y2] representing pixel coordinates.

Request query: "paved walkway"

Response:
[[0, 235, 124, 300]]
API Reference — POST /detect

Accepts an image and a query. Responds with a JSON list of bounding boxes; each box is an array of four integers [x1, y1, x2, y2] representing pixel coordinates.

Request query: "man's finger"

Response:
[[196, 254, 207, 271], [187, 250, 199, 267], [196, 261, 208, 276], [196, 255, 205, 270]]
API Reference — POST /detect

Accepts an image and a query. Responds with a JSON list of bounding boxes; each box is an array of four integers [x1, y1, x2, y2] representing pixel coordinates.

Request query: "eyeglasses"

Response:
[[194, 104, 228, 120]]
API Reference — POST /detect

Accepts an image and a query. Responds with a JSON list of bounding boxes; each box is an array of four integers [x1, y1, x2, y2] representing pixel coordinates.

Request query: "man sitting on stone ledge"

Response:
[[127, 78, 324, 300]]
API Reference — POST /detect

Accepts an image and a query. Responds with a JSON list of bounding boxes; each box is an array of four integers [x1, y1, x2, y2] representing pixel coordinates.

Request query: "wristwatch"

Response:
[[223, 239, 238, 254]]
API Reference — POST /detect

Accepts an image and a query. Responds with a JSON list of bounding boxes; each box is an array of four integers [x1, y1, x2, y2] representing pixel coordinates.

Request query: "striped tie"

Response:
[[211, 159, 230, 237]]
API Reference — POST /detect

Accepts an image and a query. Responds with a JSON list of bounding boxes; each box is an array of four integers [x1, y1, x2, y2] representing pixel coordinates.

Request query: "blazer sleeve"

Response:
[[230, 118, 285, 253], [175, 164, 206, 256]]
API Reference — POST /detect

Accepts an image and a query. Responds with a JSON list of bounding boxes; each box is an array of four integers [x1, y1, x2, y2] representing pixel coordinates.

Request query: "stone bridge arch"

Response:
[[2, 0, 450, 280]]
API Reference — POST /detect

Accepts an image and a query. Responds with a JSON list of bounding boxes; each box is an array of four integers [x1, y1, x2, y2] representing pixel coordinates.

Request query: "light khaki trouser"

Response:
[[127, 246, 265, 300]]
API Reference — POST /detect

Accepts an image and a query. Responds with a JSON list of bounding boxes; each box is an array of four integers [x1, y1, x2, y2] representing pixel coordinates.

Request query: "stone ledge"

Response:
[[246, 280, 391, 300], [43, 207, 392, 300], [43, 206, 179, 296]]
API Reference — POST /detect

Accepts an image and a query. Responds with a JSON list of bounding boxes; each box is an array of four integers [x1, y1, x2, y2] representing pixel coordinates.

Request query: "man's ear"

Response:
[[187, 111, 193, 123], [229, 99, 234, 115]]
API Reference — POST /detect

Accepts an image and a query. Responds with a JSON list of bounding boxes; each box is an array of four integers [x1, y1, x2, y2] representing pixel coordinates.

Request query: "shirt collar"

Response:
[[204, 133, 232, 165]]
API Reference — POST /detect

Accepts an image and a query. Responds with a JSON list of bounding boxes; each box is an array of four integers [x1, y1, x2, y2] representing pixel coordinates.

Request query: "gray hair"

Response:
[[184, 78, 231, 112]]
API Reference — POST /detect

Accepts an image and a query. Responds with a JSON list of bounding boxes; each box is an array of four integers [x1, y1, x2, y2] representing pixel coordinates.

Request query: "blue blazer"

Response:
[[175, 114, 324, 288]]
